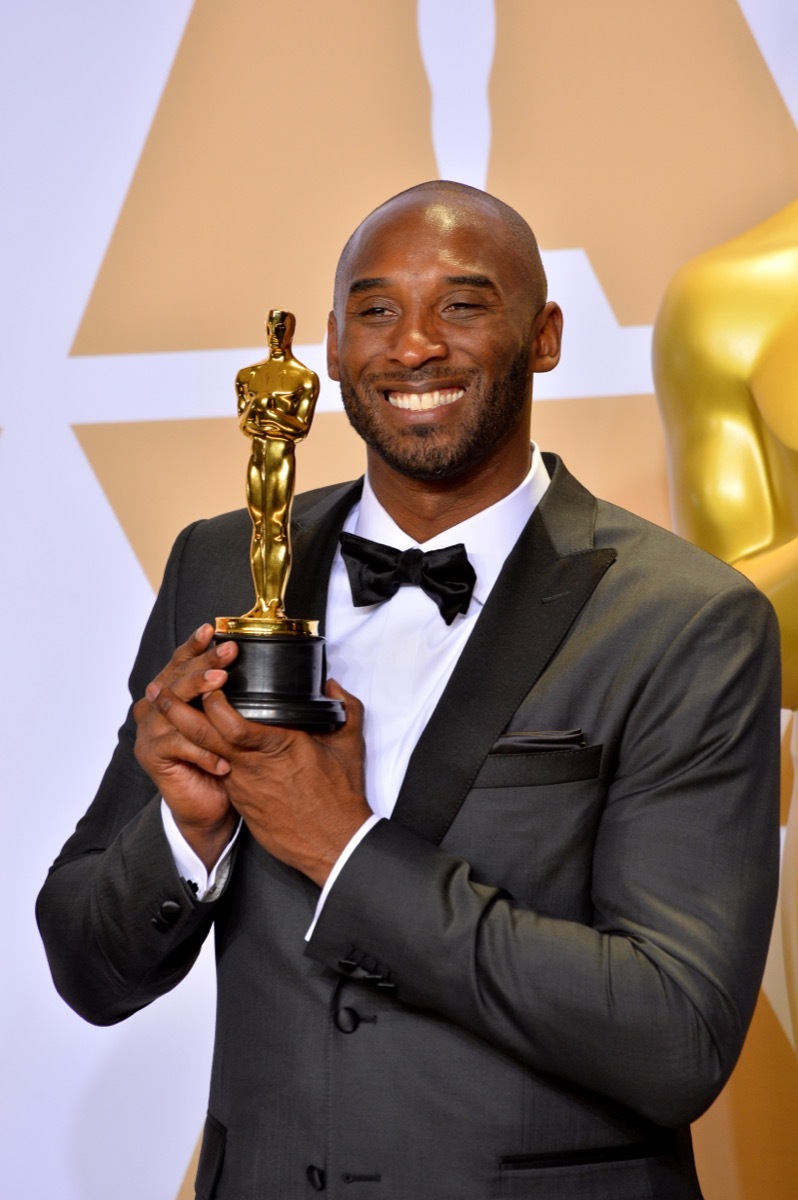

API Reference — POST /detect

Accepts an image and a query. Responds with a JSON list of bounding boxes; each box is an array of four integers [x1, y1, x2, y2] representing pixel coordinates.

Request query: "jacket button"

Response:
[[334, 1007, 360, 1034], [306, 1164, 326, 1190], [151, 899, 182, 930]]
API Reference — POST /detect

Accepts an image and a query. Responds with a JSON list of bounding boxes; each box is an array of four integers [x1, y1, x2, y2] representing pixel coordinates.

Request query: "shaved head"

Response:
[[333, 181, 547, 318]]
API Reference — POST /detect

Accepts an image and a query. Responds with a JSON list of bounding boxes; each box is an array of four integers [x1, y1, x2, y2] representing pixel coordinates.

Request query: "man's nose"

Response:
[[387, 312, 447, 368]]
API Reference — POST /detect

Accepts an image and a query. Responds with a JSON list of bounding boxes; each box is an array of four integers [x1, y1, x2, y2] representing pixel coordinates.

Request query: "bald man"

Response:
[[39, 183, 779, 1200]]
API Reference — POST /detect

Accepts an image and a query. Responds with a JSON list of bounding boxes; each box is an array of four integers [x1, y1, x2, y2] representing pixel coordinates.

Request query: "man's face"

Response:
[[327, 196, 558, 484]]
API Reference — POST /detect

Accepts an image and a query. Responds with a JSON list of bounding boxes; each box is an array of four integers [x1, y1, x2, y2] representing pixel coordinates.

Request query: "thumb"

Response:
[[324, 678, 364, 737]]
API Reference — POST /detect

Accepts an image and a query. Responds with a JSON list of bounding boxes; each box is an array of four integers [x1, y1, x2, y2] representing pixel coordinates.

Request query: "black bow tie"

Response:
[[339, 532, 476, 626]]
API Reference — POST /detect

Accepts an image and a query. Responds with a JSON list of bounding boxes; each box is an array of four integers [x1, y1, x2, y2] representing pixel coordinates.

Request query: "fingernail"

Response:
[[204, 669, 226, 684], [146, 682, 162, 701]]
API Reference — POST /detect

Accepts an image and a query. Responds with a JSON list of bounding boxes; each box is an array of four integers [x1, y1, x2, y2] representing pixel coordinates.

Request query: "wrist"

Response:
[[306, 807, 374, 888], [175, 811, 238, 871]]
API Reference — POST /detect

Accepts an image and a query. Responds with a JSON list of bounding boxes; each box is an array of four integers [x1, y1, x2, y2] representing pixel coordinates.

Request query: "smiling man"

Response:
[[329, 185, 554, 511], [38, 182, 780, 1200]]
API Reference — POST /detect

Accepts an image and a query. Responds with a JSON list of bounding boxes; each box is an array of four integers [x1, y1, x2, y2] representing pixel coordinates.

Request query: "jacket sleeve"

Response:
[[36, 522, 218, 1026], [305, 581, 782, 1128]]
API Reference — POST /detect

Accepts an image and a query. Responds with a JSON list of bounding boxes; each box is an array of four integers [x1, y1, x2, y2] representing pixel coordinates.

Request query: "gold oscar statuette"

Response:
[[214, 309, 345, 729]]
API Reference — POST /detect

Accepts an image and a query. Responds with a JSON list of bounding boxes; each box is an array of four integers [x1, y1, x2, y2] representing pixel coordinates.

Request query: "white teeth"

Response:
[[386, 388, 464, 411]]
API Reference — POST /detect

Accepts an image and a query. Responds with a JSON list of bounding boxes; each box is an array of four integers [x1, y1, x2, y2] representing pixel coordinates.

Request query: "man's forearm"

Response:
[[37, 796, 215, 1025]]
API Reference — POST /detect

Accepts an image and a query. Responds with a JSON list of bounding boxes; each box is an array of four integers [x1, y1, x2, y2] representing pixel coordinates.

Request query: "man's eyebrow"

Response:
[[348, 277, 390, 296], [348, 273, 499, 298], [443, 274, 497, 289]]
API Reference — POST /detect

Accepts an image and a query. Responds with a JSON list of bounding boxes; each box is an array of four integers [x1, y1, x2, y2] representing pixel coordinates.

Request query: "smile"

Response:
[[386, 388, 465, 411]]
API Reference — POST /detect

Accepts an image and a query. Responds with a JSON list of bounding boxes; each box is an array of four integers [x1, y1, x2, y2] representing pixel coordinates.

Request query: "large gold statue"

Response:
[[653, 200, 798, 709], [225, 309, 319, 632], [653, 200, 798, 1050]]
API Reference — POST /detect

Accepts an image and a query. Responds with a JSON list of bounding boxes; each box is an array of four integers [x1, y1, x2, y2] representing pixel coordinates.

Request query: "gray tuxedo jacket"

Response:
[[37, 456, 781, 1200]]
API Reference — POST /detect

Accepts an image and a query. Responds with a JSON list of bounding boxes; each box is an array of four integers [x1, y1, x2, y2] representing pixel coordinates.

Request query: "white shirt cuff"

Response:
[[160, 798, 242, 901], [305, 813, 383, 939]]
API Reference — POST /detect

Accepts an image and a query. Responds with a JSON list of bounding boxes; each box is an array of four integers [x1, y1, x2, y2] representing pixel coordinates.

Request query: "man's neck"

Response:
[[366, 443, 533, 543]]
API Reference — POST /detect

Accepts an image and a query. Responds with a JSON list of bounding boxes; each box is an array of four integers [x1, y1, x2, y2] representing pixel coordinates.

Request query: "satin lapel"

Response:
[[284, 480, 363, 632], [392, 460, 617, 844]]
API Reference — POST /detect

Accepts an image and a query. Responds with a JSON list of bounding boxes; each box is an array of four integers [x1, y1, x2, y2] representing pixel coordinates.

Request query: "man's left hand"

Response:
[[197, 679, 371, 886]]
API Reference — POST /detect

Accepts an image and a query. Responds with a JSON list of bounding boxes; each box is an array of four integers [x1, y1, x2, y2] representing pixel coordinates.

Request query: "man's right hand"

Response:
[[133, 624, 239, 869]]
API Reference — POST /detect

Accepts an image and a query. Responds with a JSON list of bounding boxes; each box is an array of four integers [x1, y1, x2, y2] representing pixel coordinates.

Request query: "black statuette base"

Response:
[[214, 633, 345, 731]]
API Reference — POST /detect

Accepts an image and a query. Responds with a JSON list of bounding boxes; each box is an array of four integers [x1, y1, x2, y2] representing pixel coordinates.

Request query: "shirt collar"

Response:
[[352, 444, 550, 606]]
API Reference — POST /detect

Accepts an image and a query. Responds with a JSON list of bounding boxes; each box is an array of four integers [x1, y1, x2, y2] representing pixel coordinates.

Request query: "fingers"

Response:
[[200, 678, 366, 754], [149, 625, 238, 705], [134, 625, 241, 779], [202, 689, 295, 754], [142, 682, 233, 776], [323, 678, 364, 743], [174, 622, 216, 661]]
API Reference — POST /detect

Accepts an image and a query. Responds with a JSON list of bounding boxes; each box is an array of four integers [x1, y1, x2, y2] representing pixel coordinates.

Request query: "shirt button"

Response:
[[334, 1007, 361, 1034], [306, 1164, 326, 1190]]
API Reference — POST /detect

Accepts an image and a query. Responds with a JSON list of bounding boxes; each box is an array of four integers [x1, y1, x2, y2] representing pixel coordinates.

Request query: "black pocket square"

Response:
[[491, 729, 586, 754]]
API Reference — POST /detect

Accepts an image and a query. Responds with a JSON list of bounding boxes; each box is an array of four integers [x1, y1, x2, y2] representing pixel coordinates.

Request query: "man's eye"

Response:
[[357, 304, 395, 320], [445, 301, 484, 316]]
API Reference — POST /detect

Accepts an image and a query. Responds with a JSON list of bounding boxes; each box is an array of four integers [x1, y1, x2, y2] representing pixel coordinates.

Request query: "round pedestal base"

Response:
[[214, 633, 345, 731]]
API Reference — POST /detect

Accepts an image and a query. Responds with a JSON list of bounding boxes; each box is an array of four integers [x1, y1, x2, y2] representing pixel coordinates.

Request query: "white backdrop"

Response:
[[1, 2, 794, 1196]]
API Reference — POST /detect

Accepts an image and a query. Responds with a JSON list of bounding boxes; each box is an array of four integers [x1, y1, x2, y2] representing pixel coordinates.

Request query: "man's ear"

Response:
[[531, 302, 563, 374], [327, 311, 340, 381]]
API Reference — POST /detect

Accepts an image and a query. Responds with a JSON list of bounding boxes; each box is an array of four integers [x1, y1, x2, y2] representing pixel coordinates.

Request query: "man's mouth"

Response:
[[385, 387, 465, 411]]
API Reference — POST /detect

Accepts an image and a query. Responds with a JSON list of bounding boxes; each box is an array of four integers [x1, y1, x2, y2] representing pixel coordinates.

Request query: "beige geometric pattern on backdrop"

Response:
[[489, 0, 798, 324], [70, 0, 437, 355]]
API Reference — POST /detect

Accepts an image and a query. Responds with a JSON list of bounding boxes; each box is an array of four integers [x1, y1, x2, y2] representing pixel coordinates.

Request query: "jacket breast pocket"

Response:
[[473, 744, 602, 789], [444, 744, 605, 915]]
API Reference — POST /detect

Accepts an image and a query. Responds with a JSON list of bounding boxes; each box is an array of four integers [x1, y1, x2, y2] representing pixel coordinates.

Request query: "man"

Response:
[[38, 182, 780, 1199]]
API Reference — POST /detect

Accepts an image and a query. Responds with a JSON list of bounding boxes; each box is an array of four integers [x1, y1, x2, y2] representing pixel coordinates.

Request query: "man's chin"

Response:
[[340, 386, 504, 482], [367, 434, 481, 483]]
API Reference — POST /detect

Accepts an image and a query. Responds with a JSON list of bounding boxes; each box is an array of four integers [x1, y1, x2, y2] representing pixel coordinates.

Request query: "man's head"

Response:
[[327, 182, 561, 490], [332, 182, 548, 320]]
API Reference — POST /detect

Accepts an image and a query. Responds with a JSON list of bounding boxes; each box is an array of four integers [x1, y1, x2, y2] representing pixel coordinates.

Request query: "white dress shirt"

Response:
[[165, 445, 550, 907]]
